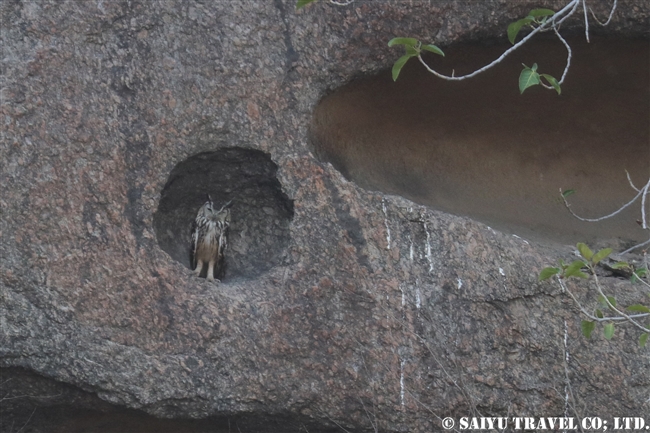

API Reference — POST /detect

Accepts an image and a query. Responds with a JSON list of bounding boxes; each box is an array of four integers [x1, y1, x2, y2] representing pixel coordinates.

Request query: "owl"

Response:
[[191, 195, 232, 281]]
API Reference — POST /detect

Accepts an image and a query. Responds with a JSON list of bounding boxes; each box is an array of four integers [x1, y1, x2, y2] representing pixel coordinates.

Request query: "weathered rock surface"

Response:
[[1, 1, 648, 432]]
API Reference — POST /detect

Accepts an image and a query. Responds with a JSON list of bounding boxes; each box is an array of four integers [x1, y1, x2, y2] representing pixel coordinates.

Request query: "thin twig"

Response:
[[589, 0, 617, 26], [591, 268, 650, 333], [640, 180, 648, 229], [15, 407, 36, 433], [620, 238, 650, 256], [561, 178, 650, 222], [403, 387, 463, 433], [358, 397, 378, 433], [540, 23, 572, 90], [626, 170, 640, 192], [558, 277, 649, 326], [555, 0, 582, 27], [320, 410, 353, 433], [553, 26, 572, 84], [582, 0, 590, 42]]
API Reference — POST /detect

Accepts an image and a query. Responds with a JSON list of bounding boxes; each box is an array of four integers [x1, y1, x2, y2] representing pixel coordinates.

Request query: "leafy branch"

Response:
[[297, 0, 620, 95], [387, 1, 584, 94], [387, 38, 444, 81], [540, 243, 649, 347]]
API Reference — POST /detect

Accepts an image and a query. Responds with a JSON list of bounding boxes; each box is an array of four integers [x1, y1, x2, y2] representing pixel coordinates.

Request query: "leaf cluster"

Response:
[[507, 8, 555, 45], [540, 243, 649, 347], [388, 38, 444, 81], [508, 9, 562, 94], [519, 63, 561, 95]]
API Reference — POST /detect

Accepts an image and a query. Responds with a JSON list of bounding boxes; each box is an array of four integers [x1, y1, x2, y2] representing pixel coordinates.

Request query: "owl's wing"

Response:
[[190, 218, 199, 269]]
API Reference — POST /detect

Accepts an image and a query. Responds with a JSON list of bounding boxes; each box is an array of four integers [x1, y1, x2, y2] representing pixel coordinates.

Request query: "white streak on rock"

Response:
[[382, 199, 391, 250], [400, 357, 405, 406], [423, 220, 434, 273]]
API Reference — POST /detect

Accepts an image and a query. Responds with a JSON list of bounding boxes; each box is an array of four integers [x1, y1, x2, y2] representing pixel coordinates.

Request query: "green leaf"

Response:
[[581, 320, 595, 338], [611, 261, 630, 269], [388, 37, 418, 48], [595, 309, 604, 319], [540, 73, 561, 95], [519, 67, 540, 94], [519, 64, 539, 93], [598, 295, 616, 309], [569, 270, 589, 279], [592, 248, 612, 265], [421, 44, 444, 56], [603, 323, 615, 340], [539, 267, 560, 281], [640, 333, 649, 348], [562, 189, 576, 198], [564, 260, 587, 278], [632, 268, 648, 283], [507, 18, 534, 44], [577, 243, 593, 261], [627, 304, 650, 313], [296, 0, 317, 9], [392, 55, 412, 81], [528, 8, 555, 18], [405, 45, 419, 56]]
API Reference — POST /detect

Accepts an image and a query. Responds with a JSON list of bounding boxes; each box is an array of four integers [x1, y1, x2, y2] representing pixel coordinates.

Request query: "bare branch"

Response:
[[582, 0, 590, 42], [15, 407, 37, 433], [626, 170, 641, 192], [589, 0, 618, 26], [561, 178, 650, 223], [555, 0, 582, 27], [620, 238, 650, 256], [641, 179, 648, 229], [553, 26, 573, 84]]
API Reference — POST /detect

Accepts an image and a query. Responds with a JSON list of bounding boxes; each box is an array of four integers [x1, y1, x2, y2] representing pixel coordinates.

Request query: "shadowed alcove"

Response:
[[154, 148, 294, 282], [310, 36, 649, 247]]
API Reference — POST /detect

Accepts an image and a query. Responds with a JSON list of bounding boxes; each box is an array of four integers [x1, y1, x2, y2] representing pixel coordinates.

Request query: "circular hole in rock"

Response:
[[310, 36, 649, 246], [154, 148, 294, 282]]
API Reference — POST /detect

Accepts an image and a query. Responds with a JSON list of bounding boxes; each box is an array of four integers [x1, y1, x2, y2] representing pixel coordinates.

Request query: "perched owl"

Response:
[[191, 195, 232, 281]]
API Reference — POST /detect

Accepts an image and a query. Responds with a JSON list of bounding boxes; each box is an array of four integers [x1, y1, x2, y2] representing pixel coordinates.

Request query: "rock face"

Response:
[[1, 1, 648, 432]]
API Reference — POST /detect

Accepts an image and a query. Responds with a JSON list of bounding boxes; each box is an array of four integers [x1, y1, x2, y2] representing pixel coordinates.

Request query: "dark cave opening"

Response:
[[310, 36, 649, 247], [153, 148, 294, 282], [1, 368, 341, 433]]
